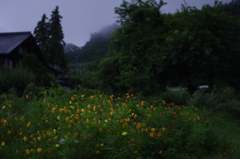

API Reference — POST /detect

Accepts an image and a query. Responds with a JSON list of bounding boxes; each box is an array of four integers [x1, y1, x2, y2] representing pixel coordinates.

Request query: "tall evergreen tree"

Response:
[[33, 14, 50, 61], [34, 6, 67, 72], [48, 6, 67, 71]]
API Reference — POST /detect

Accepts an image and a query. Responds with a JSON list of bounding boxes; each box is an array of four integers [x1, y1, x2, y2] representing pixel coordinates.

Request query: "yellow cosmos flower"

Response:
[[122, 132, 128, 136], [1, 142, 5, 146], [26, 149, 30, 154], [151, 128, 156, 132], [55, 144, 60, 147], [23, 136, 27, 141]]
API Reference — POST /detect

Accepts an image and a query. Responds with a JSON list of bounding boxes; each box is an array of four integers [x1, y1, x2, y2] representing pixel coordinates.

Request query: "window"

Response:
[[19, 46, 28, 54], [3, 59, 13, 68]]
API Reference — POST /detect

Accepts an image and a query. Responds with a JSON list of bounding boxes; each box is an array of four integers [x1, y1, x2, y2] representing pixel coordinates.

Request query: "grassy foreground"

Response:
[[0, 87, 239, 159]]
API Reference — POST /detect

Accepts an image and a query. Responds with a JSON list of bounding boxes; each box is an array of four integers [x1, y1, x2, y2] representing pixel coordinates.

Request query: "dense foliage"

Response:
[[98, 0, 240, 96], [223, 0, 240, 16]]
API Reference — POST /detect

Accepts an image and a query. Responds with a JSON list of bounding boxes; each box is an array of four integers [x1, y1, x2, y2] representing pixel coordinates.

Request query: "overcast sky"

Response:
[[0, 0, 232, 47]]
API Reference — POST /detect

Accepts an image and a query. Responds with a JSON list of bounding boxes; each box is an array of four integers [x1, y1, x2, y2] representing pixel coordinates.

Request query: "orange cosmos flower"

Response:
[[26, 121, 31, 128], [149, 133, 155, 137], [147, 114, 152, 117], [83, 135, 87, 139], [37, 148, 42, 152], [158, 132, 162, 137], [74, 114, 79, 119], [74, 132, 78, 136], [145, 128, 149, 132], [96, 151, 100, 154], [25, 95, 29, 99], [122, 102, 127, 106], [108, 100, 112, 104], [136, 123, 141, 129], [134, 114, 138, 118], [76, 109, 80, 113]]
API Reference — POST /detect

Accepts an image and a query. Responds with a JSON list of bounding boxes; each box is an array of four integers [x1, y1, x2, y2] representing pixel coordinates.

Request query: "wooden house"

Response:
[[0, 31, 70, 87]]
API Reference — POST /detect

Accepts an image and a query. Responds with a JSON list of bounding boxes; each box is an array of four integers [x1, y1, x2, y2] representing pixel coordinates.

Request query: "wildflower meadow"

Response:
[[0, 87, 239, 159]]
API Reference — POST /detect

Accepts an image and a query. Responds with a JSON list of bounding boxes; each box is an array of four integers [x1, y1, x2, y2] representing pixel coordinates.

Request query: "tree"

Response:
[[223, 0, 240, 17], [99, 0, 167, 95], [48, 6, 67, 71], [34, 6, 67, 72], [99, 0, 240, 96], [34, 14, 50, 61], [161, 1, 240, 95]]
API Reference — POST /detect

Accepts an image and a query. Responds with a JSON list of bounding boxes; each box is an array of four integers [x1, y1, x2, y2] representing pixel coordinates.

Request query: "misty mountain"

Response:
[[65, 23, 121, 64], [64, 43, 81, 53], [89, 23, 120, 40]]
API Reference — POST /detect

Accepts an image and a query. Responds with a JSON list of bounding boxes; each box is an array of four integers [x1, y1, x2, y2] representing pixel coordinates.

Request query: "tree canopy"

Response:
[[99, 0, 240, 96]]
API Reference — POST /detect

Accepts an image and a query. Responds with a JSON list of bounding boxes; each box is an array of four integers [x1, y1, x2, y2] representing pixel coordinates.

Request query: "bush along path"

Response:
[[0, 90, 238, 159]]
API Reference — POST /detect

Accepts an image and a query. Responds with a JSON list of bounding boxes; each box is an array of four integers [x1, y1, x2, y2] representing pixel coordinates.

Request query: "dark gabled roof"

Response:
[[0, 31, 32, 54]]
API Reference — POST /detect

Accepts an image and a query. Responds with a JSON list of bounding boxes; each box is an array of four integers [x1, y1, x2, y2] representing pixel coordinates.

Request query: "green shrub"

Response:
[[23, 83, 45, 99], [22, 54, 58, 88], [162, 89, 190, 105], [0, 66, 36, 96], [69, 74, 82, 87]]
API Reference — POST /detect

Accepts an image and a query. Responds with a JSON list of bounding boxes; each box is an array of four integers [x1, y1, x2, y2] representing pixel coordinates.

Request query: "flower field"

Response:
[[0, 89, 238, 159]]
